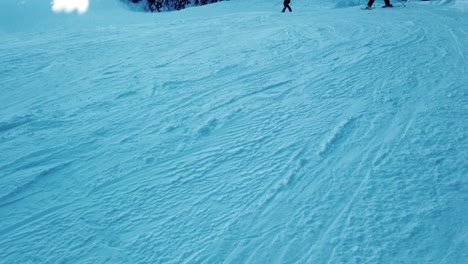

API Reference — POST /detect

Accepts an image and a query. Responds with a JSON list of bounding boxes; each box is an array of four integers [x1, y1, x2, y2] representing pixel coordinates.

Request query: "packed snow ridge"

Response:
[[0, 0, 467, 263]]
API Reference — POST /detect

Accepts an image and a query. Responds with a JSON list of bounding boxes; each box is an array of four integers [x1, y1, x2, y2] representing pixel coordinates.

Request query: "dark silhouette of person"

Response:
[[365, 0, 393, 9], [282, 0, 292, 12]]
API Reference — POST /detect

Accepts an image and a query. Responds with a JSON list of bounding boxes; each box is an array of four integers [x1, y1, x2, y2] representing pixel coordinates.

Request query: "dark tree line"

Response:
[[123, 0, 224, 12]]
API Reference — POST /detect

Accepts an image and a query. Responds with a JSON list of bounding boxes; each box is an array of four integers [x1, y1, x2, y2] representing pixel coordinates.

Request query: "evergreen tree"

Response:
[[121, 0, 224, 12]]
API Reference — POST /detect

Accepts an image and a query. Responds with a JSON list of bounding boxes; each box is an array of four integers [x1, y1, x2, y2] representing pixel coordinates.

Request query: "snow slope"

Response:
[[0, 0, 467, 263]]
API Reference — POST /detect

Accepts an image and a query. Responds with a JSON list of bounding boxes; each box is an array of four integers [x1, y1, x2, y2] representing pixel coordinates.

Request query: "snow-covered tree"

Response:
[[121, 0, 224, 12]]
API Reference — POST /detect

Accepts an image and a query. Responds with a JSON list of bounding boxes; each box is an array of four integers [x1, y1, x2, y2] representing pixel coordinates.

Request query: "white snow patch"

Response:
[[52, 0, 89, 14]]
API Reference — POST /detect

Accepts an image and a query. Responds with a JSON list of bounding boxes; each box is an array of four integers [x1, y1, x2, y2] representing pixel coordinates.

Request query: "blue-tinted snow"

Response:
[[0, 0, 467, 263]]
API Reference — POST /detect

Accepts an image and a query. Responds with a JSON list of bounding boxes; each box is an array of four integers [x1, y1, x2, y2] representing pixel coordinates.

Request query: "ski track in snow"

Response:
[[0, 1, 467, 263]]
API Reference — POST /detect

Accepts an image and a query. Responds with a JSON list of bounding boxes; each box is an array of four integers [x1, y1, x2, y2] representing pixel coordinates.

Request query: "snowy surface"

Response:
[[1, 0, 467, 263]]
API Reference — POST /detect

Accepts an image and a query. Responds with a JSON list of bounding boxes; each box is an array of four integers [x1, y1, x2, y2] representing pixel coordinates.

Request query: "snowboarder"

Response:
[[364, 0, 393, 9], [282, 0, 292, 12]]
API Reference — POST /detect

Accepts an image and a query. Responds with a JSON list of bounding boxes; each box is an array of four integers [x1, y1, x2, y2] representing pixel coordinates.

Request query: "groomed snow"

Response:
[[0, 0, 467, 263]]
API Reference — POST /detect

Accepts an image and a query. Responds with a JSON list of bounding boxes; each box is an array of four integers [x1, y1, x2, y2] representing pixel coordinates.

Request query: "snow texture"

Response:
[[0, 0, 467, 263]]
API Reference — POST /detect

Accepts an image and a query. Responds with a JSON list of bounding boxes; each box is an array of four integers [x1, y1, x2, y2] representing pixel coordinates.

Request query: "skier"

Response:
[[282, 0, 292, 12], [364, 0, 393, 9]]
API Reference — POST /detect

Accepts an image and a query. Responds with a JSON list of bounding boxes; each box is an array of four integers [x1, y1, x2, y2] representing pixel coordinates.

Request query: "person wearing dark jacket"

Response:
[[364, 0, 393, 9], [282, 0, 292, 12]]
